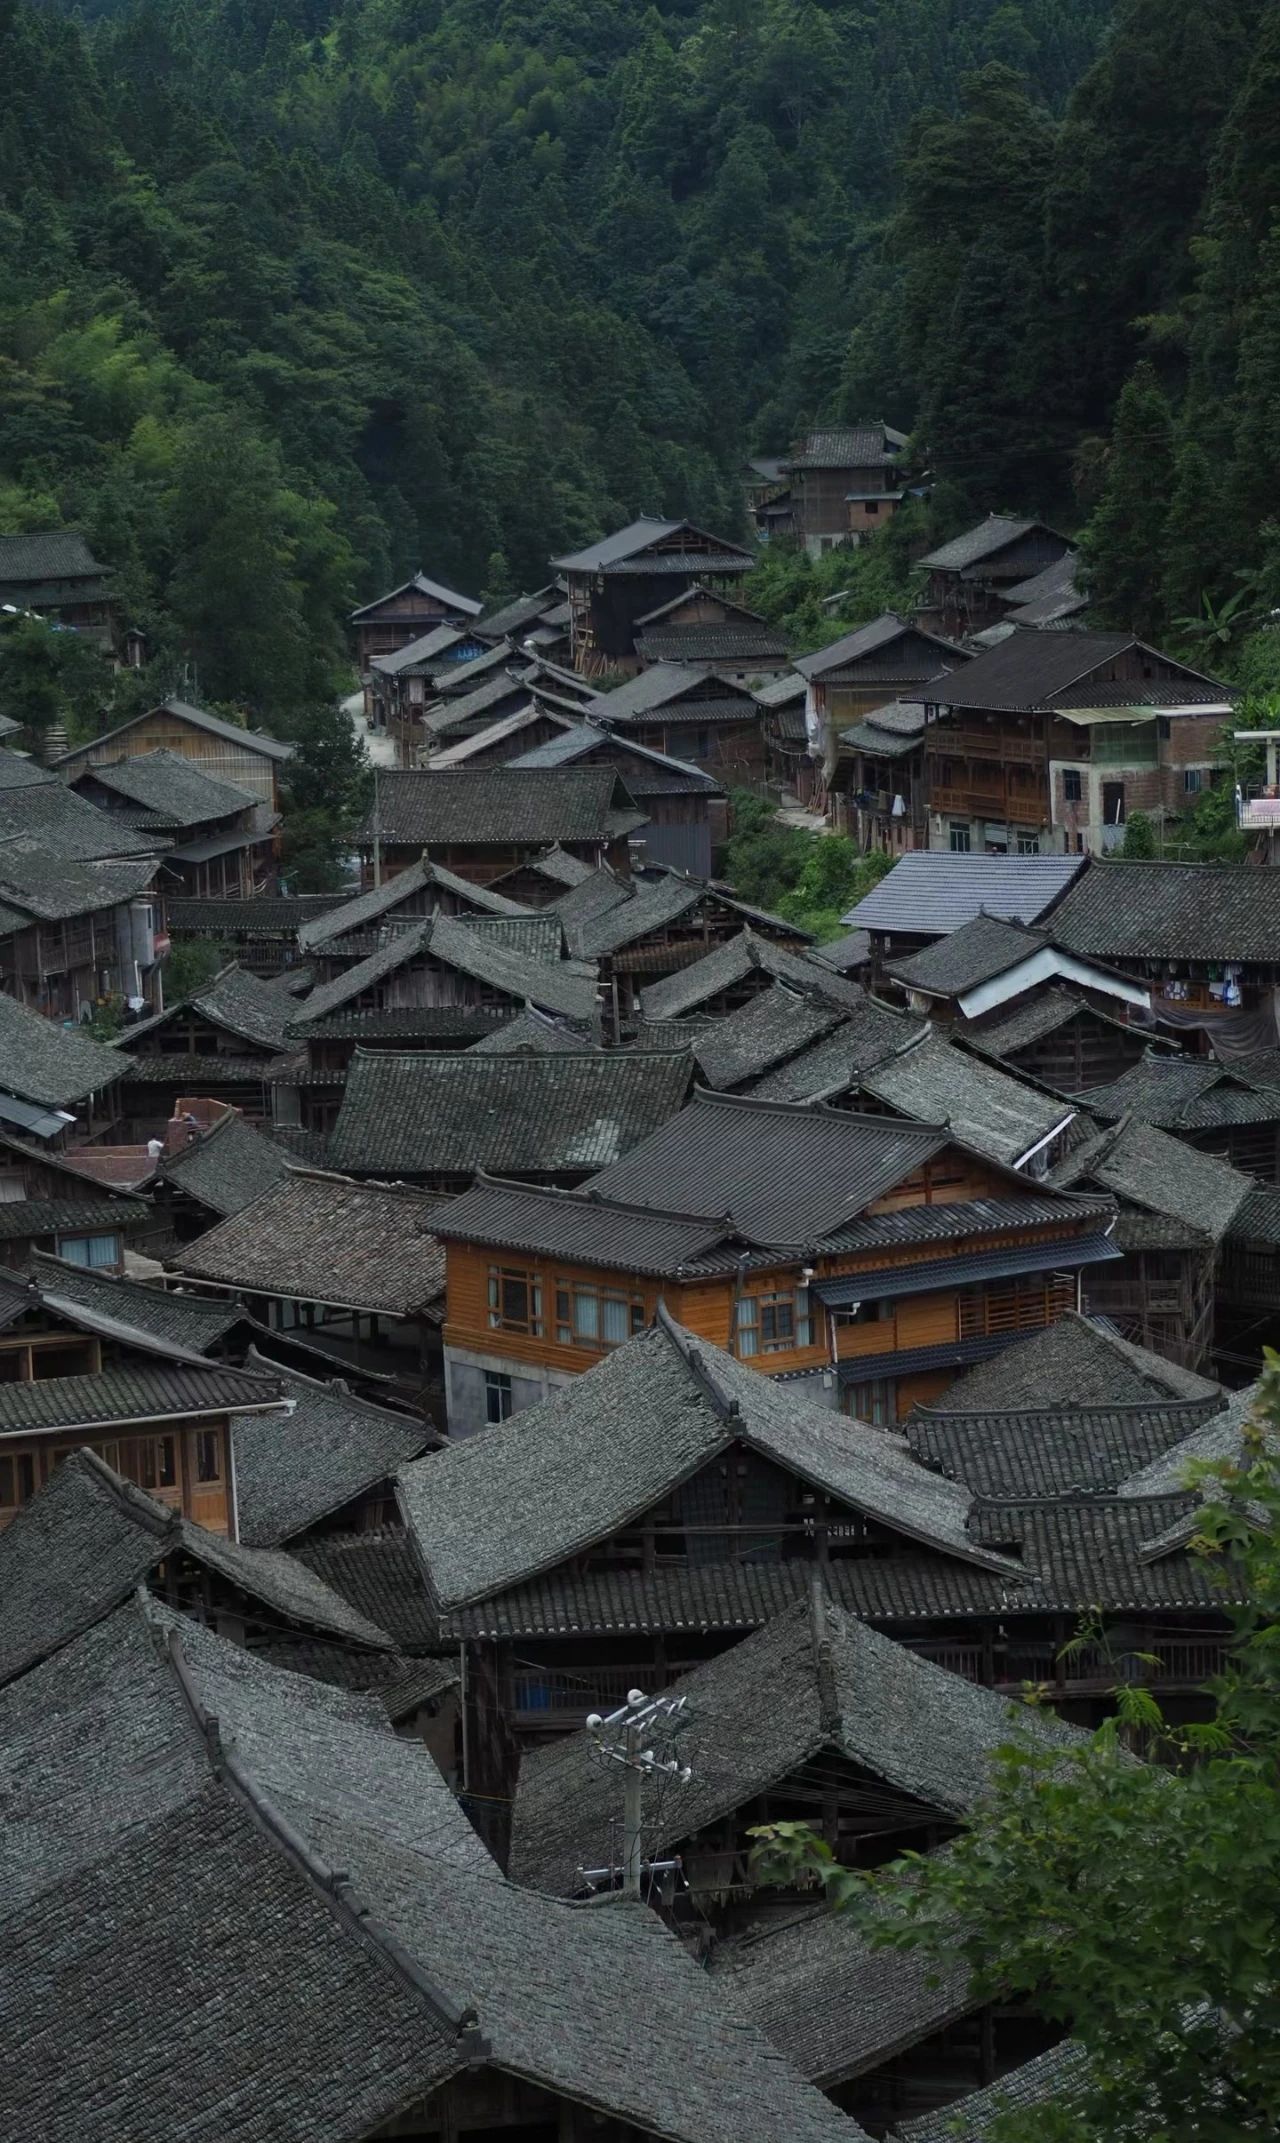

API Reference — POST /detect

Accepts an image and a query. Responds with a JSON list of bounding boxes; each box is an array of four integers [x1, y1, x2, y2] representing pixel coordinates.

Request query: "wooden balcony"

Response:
[[931, 727, 1042, 764], [928, 783, 1047, 827], [834, 1278, 1073, 1363]]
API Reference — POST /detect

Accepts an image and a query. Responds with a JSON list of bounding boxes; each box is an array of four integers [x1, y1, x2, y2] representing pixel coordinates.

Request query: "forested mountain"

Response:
[[5, 0, 1280, 719], [2, 0, 1113, 720]]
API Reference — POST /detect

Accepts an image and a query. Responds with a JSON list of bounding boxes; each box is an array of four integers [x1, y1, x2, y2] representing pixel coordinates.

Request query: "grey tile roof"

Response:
[[842, 853, 1086, 938], [510, 721, 720, 795], [0, 847, 158, 922], [26, 1252, 243, 1354], [788, 426, 901, 471], [0, 992, 126, 1107], [328, 1047, 692, 1177], [925, 628, 1176, 712], [469, 1008, 598, 1054], [397, 1313, 1017, 1616], [888, 914, 1048, 998], [810, 929, 872, 974], [1049, 1116, 1252, 1243], [0, 1358, 278, 1438], [0, 528, 105, 581], [171, 1169, 446, 1315], [796, 614, 962, 682], [907, 1395, 1224, 1499], [369, 623, 471, 676], [635, 622, 787, 662], [0, 1450, 392, 1687], [1069, 1051, 1280, 1132], [1228, 1181, 1280, 1243], [2, 1598, 864, 2143], [157, 1108, 292, 1218], [113, 1047, 292, 1086], [755, 669, 808, 707], [297, 857, 529, 950], [0, 1194, 147, 1241], [471, 584, 562, 638], [178, 962, 300, 1051], [289, 911, 600, 1029], [584, 1089, 951, 1248], [965, 985, 1118, 1061], [1049, 859, 1280, 963], [500, 841, 597, 890], [966, 1493, 1226, 1610], [895, 2039, 1090, 2142], [357, 766, 640, 847], [568, 870, 703, 957], [692, 983, 847, 1089], [448, 1553, 1033, 1641], [919, 516, 1065, 573], [510, 1593, 1087, 1894], [640, 928, 866, 1022], [7, 1628, 870, 2143], [0, 779, 158, 860], [552, 516, 752, 574], [79, 749, 256, 826], [751, 1000, 925, 1102], [590, 660, 760, 724], [943, 1310, 1221, 1410], [859, 1036, 1073, 1167], [296, 1526, 439, 1647], [351, 568, 482, 620], [458, 912, 567, 962], [164, 893, 343, 937], [54, 697, 293, 766], [427, 1175, 732, 1274], [233, 1363, 434, 1546], [0, 752, 66, 792], [715, 1904, 975, 2088], [1117, 1379, 1264, 1499]]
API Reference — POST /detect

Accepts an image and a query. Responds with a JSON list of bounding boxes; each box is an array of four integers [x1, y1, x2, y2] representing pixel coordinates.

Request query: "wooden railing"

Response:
[[931, 728, 1042, 764], [928, 783, 1047, 826]]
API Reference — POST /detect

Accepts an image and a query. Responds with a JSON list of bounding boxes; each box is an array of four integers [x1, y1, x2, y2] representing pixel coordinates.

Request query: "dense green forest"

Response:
[[5, 0, 1280, 730], [1, 0, 1111, 729]]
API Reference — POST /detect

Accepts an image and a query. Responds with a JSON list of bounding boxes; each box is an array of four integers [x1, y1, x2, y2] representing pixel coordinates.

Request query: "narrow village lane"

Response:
[[342, 686, 397, 768]]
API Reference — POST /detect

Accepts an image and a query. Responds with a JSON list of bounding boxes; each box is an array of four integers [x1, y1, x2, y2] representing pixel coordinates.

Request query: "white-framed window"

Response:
[[485, 1371, 513, 1424], [736, 1285, 814, 1357], [555, 1281, 646, 1348], [56, 1232, 119, 1270]]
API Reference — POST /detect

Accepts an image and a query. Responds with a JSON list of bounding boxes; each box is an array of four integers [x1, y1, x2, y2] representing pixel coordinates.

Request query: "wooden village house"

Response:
[[920, 629, 1234, 857], [54, 697, 293, 814], [427, 1088, 1119, 1434], [552, 517, 755, 677], [0, 528, 119, 646], [914, 516, 1074, 640], [349, 568, 483, 686], [782, 424, 913, 555]]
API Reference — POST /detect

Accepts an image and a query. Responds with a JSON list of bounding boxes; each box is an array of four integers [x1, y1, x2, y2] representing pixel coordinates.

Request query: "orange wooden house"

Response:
[[430, 1090, 1119, 1433]]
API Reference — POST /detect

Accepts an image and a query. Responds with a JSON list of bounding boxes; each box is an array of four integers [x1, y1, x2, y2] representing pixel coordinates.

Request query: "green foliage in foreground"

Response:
[[722, 791, 893, 939], [752, 1359, 1280, 2140]]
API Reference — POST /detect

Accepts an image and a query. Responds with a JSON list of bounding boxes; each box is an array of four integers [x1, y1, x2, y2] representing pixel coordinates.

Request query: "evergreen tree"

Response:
[[1079, 362, 1177, 637]]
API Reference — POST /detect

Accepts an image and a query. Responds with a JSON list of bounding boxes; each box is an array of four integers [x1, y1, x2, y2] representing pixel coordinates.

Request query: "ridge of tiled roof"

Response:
[[0, 991, 126, 1107], [356, 765, 641, 848], [0, 1593, 862, 2143], [639, 927, 864, 1022], [397, 1313, 1021, 1617], [918, 515, 1067, 573], [287, 910, 599, 1029], [52, 699, 293, 766], [907, 1392, 1224, 1500], [327, 1045, 692, 1178], [76, 749, 257, 826], [510, 1591, 1086, 1895], [169, 1168, 447, 1315], [942, 1310, 1221, 1411], [232, 1357, 435, 1547], [156, 1108, 292, 1219]]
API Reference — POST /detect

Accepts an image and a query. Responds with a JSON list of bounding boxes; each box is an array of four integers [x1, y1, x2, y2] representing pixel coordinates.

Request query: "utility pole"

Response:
[[582, 1688, 692, 1899], [372, 764, 382, 889]]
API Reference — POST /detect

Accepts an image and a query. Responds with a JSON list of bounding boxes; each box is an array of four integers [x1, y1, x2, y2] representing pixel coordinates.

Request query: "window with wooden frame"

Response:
[[0, 1451, 36, 1512], [736, 1284, 814, 1358], [133, 1435, 178, 1493], [195, 1430, 222, 1484], [554, 1280, 646, 1348], [487, 1266, 542, 1337]]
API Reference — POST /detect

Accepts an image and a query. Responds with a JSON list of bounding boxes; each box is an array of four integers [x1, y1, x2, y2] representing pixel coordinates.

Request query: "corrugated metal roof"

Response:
[[843, 852, 1086, 937]]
